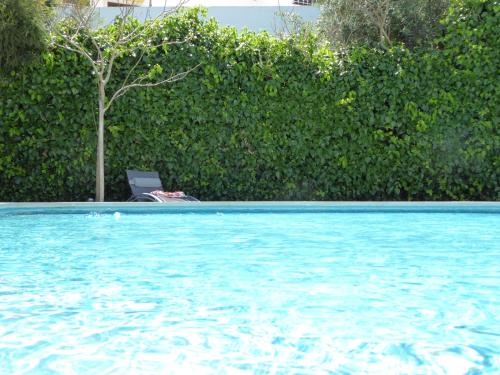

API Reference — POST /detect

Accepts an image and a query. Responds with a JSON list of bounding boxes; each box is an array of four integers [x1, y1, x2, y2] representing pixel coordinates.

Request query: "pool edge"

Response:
[[0, 201, 499, 214]]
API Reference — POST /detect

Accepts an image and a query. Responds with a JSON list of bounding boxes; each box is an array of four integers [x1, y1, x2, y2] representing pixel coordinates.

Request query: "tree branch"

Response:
[[105, 64, 200, 111], [54, 41, 100, 77]]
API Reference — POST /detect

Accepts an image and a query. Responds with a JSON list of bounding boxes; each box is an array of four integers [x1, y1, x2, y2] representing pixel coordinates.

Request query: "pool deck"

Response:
[[0, 201, 499, 214]]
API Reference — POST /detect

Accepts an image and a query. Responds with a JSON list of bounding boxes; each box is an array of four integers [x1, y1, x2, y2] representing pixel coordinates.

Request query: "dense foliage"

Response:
[[317, 0, 450, 48], [0, 1, 498, 201], [0, 0, 49, 72]]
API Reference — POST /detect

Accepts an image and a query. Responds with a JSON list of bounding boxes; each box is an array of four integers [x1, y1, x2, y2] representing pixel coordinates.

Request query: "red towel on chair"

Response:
[[151, 190, 186, 198]]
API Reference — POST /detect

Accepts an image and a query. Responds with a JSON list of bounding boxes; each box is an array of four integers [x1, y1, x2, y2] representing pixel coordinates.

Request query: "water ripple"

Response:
[[0, 212, 499, 373]]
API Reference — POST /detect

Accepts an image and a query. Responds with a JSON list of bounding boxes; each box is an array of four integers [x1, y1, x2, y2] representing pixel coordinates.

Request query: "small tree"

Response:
[[52, 0, 198, 201], [0, 0, 49, 71], [274, 10, 316, 40], [317, 0, 450, 48]]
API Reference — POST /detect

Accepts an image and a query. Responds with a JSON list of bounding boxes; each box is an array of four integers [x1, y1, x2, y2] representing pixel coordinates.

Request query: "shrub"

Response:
[[317, 0, 450, 48], [0, 0, 49, 72]]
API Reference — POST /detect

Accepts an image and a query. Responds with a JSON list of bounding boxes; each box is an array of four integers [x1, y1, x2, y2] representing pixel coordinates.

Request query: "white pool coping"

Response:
[[0, 201, 499, 214]]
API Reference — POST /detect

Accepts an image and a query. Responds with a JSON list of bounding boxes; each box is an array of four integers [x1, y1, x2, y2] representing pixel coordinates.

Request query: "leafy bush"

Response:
[[317, 0, 450, 48], [0, 3, 498, 201], [0, 0, 49, 72]]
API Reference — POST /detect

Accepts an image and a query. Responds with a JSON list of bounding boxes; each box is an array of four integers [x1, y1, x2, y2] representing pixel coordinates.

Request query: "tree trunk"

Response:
[[96, 82, 105, 202]]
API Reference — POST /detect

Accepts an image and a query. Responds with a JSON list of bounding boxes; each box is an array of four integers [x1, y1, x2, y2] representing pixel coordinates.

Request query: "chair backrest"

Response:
[[126, 170, 164, 196]]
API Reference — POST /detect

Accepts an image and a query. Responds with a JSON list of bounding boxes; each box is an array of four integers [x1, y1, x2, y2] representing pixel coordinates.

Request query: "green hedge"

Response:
[[0, 1, 498, 201]]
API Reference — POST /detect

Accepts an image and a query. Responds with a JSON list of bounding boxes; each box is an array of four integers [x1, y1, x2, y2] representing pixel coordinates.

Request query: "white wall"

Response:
[[96, 6, 320, 33], [95, 1, 305, 6]]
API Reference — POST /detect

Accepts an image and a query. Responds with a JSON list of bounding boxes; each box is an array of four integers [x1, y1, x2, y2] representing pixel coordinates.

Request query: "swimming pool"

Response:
[[1, 203, 499, 374]]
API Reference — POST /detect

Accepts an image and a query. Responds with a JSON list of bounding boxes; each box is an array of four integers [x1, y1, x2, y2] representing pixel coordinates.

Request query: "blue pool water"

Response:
[[0, 205, 499, 374]]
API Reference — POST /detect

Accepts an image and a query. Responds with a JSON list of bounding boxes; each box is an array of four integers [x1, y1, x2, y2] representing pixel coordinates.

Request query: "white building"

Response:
[[95, 1, 313, 6], [91, 0, 319, 33]]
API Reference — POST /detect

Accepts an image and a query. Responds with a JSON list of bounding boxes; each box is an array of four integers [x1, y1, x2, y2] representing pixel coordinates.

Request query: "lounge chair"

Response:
[[126, 170, 199, 202]]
